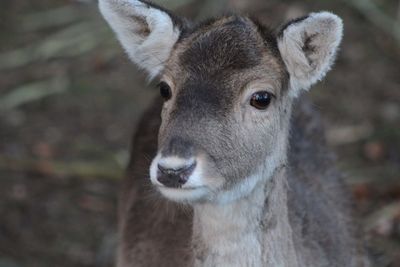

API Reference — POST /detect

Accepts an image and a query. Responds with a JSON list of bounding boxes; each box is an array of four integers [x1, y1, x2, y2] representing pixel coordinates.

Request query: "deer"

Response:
[[98, 0, 370, 266]]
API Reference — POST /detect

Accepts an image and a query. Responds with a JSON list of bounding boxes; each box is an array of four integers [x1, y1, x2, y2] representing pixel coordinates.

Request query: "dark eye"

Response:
[[250, 91, 273, 110], [159, 82, 172, 101]]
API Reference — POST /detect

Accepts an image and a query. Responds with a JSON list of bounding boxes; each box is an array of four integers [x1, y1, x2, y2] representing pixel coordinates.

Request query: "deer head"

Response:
[[99, 0, 343, 204]]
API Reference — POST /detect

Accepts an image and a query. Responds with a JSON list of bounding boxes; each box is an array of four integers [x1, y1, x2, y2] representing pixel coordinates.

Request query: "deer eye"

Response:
[[159, 82, 172, 101], [250, 91, 273, 110]]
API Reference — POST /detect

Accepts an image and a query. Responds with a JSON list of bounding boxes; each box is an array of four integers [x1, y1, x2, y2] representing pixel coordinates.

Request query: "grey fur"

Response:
[[98, 1, 370, 266], [117, 98, 369, 267]]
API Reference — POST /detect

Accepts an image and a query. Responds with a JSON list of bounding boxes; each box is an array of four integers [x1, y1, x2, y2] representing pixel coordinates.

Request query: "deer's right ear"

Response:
[[99, 0, 183, 79]]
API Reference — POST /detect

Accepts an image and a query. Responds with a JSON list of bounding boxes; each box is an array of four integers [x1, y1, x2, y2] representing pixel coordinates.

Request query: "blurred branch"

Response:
[[0, 0, 230, 71], [0, 259, 21, 267], [0, 77, 69, 111], [0, 155, 123, 180], [326, 123, 373, 146], [20, 5, 86, 32], [365, 201, 400, 236], [0, 21, 111, 70], [153, 0, 197, 10], [153, 0, 227, 20], [398, 0, 400, 22], [195, 0, 230, 20], [344, 0, 400, 45]]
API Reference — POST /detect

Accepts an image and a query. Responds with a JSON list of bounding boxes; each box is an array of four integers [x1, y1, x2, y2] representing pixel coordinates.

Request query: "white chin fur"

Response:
[[157, 186, 208, 202]]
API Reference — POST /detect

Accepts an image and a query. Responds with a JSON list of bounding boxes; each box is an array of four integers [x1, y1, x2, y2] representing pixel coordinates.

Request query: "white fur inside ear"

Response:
[[99, 0, 180, 79], [278, 12, 343, 96]]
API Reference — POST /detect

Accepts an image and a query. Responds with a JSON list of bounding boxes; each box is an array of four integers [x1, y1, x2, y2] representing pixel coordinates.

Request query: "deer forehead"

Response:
[[163, 16, 288, 97]]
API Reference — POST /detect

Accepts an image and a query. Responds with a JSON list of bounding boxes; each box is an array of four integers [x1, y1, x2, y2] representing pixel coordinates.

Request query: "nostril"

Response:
[[156, 161, 196, 188]]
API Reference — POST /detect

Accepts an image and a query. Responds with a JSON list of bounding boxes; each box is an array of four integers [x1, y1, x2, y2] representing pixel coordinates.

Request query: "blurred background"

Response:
[[0, 0, 399, 266]]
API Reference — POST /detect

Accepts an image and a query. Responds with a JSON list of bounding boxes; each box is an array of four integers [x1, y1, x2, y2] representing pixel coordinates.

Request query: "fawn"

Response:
[[99, 0, 369, 266]]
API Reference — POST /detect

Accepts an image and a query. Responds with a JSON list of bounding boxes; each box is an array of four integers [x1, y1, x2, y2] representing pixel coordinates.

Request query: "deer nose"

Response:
[[157, 159, 196, 188]]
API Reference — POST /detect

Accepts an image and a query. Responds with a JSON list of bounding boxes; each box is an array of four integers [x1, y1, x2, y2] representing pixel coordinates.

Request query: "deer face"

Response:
[[100, 0, 343, 203], [151, 17, 290, 203]]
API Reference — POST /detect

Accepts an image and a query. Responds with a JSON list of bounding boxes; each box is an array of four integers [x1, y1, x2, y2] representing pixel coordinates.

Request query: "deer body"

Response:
[[99, 1, 369, 266], [118, 98, 365, 267]]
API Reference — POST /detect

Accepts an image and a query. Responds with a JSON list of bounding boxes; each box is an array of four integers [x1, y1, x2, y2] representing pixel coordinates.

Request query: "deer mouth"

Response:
[[156, 186, 209, 202]]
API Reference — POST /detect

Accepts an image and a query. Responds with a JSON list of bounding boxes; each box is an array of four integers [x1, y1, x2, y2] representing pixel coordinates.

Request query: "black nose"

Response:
[[157, 162, 196, 188]]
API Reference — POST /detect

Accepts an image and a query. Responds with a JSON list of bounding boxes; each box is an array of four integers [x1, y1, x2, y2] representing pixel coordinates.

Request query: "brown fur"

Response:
[[157, 17, 290, 197], [98, 2, 369, 265], [119, 97, 368, 266]]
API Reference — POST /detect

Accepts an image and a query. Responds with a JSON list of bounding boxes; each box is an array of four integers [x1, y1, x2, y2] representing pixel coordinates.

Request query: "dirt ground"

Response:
[[0, 0, 399, 266]]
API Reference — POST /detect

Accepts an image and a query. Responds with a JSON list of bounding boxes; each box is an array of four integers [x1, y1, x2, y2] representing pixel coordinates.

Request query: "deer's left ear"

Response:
[[277, 12, 343, 97], [99, 0, 185, 79]]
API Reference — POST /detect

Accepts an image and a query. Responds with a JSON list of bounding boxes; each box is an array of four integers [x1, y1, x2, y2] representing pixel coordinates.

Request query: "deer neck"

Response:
[[191, 164, 299, 267]]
